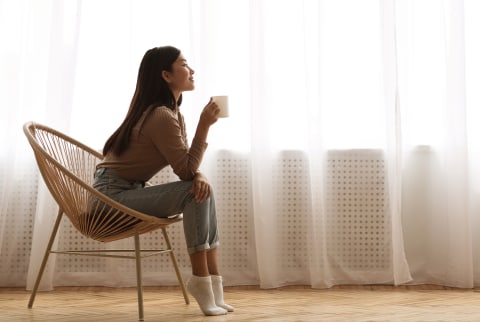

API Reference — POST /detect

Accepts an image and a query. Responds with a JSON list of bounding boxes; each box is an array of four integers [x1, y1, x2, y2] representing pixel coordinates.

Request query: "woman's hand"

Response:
[[199, 98, 220, 127], [191, 172, 212, 203], [192, 98, 219, 165]]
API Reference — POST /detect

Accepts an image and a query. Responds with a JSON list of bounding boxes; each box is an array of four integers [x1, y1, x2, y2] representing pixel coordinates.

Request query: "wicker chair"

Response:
[[23, 121, 189, 321]]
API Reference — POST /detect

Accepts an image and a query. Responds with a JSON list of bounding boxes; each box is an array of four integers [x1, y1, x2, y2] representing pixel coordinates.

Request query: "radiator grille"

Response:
[[273, 151, 311, 270], [325, 150, 391, 271]]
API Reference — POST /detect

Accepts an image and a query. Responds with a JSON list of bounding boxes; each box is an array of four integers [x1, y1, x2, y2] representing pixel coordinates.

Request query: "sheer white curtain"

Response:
[[0, 0, 81, 287], [1, 0, 480, 290], [394, 0, 479, 287]]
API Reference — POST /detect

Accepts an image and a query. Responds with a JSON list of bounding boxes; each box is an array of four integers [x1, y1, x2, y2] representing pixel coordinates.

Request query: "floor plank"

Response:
[[1, 285, 480, 321]]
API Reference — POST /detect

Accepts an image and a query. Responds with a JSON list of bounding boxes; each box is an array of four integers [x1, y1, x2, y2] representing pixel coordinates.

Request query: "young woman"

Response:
[[93, 46, 233, 316]]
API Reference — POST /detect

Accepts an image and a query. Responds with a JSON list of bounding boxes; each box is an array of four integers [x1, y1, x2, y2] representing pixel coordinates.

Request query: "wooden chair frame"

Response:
[[23, 121, 189, 321]]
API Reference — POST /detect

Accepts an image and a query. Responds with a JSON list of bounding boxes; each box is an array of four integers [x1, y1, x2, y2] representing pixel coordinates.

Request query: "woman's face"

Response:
[[163, 53, 195, 96]]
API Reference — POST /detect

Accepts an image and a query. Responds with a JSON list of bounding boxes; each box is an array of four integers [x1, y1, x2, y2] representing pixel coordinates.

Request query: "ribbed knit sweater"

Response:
[[97, 106, 207, 182]]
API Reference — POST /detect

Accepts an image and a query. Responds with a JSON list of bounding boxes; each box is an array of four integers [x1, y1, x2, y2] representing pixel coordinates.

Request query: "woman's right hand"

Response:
[[199, 98, 220, 127]]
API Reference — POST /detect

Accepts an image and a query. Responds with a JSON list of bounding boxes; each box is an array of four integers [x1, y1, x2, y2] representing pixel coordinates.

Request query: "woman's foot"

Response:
[[187, 275, 228, 316], [211, 275, 234, 312]]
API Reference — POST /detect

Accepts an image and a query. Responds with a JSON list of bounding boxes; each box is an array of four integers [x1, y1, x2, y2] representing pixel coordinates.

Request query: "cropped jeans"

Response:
[[93, 167, 219, 254]]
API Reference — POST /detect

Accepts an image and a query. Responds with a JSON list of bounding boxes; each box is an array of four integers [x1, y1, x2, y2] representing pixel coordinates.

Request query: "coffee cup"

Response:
[[212, 95, 229, 118]]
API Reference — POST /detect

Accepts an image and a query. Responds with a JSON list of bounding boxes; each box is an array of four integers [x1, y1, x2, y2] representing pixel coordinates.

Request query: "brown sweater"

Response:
[[97, 106, 207, 182]]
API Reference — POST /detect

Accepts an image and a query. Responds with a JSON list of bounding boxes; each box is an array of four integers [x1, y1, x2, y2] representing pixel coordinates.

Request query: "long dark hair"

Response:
[[102, 46, 182, 156]]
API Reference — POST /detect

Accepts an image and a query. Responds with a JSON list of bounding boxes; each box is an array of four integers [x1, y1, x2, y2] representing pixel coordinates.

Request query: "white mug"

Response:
[[212, 95, 229, 118]]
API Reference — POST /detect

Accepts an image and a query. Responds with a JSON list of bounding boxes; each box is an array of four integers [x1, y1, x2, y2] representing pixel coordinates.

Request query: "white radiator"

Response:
[[325, 149, 391, 271], [1, 149, 391, 286]]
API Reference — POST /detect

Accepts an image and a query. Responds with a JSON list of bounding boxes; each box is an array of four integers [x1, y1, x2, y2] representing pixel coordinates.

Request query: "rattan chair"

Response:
[[23, 121, 189, 321]]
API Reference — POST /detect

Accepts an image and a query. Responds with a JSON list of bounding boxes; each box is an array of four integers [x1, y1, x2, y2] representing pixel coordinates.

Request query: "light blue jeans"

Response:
[[92, 167, 219, 254]]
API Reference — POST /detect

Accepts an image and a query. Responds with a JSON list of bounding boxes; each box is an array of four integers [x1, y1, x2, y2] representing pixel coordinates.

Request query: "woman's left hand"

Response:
[[191, 172, 211, 203]]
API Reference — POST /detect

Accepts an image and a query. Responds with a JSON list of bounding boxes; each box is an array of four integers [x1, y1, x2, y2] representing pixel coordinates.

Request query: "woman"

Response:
[[93, 46, 233, 316]]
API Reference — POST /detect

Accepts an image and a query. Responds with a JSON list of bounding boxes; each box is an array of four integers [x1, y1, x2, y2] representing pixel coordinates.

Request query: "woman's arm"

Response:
[[147, 100, 220, 181]]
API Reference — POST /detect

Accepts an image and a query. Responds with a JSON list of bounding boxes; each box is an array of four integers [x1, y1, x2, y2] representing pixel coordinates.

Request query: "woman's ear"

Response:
[[161, 70, 171, 83]]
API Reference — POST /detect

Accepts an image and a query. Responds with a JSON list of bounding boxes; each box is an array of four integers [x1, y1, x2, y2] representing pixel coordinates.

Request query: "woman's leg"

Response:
[[180, 191, 226, 315], [182, 190, 219, 254], [190, 250, 209, 276], [206, 248, 219, 275], [188, 248, 220, 276], [95, 175, 228, 315]]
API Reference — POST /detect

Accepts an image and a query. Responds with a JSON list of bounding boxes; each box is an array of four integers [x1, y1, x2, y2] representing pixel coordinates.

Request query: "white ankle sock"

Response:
[[187, 275, 227, 316], [211, 275, 235, 312]]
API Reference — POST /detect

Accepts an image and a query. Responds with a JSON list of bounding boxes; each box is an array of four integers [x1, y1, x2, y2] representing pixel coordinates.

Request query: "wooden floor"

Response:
[[2, 285, 480, 321]]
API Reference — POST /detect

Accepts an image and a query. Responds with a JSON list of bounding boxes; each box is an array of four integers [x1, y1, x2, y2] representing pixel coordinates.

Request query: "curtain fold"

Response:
[[381, 0, 413, 286], [1, 0, 479, 290], [395, 0, 474, 288]]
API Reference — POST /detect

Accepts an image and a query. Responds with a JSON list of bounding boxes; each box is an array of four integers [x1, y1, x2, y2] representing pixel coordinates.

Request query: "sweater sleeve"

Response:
[[145, 107, 207, 181]]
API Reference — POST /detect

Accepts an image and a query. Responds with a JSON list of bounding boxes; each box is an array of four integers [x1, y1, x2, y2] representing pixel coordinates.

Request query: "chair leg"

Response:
[[28, 209, 64, 308], [134, 233, 144, 321], [161, 227, 190, 304]]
